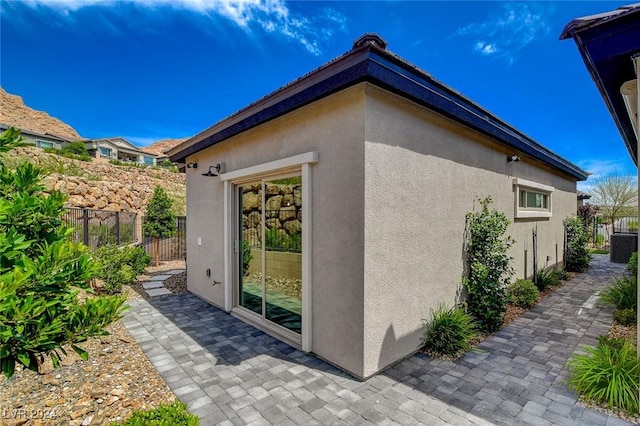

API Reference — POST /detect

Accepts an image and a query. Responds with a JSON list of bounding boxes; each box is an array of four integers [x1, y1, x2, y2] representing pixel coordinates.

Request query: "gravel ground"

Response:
[[0, 321, 175, 426], [0, 261, 186, 426]]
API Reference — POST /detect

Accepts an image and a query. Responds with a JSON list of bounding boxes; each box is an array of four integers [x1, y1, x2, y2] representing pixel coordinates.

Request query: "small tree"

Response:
[[590, 172, 638, 234], [464, 197, 515, 333], [143, 186, 177, 267], [0, 127, 126, 378]]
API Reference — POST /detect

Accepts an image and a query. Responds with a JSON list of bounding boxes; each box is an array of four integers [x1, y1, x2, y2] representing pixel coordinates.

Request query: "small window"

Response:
[[143, 156, 154, 165], [100, 147, 112, 157], [36, 140, 54, 149], [513, 178, 553, 218]]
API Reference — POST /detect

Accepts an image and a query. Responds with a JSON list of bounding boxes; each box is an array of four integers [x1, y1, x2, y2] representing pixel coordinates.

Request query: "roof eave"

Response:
[[170, 46, 588, 181]]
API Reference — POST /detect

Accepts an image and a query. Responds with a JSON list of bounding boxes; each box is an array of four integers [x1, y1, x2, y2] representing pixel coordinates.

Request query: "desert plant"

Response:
[[143, 186, 177, 267], [114, 401, 199, 426], [422, 303, 476, 356], [0, 127, 127, 379], [464, 197, 514, 333], [613, 309, 637, 326], [507, 279, 539, 308], [564, 216, 591, 272], [567, 336, 639, 414], [535, 266, 565, 291], [600, 275, 637, 312], [627, 252, 637, 277]]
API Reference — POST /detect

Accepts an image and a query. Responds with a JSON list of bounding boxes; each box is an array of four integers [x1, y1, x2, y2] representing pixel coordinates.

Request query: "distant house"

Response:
[[86, 137, 158, 166], [0, 123, 79, 150], [169, 34, 588, 379], [577, 190, 592, 208]]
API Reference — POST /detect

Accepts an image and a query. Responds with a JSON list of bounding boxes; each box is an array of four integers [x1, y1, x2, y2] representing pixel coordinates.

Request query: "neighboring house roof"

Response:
[[577, 190, 592, 200], [560, 3, 640, 166], [91, 137, 157, 157], [169, 34, 588, 181], [0, 123, 78, 144]]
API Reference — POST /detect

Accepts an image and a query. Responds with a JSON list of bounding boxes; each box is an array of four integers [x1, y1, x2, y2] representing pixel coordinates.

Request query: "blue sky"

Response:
[[1, 0, 637, 190]]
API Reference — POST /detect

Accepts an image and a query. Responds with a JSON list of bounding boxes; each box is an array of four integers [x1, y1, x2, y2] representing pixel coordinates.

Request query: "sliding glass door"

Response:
[[237, 175, 302, 335]]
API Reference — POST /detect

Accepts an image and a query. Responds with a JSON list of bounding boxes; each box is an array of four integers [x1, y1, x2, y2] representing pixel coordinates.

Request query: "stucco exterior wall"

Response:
[[362, 85, 577, 377], [185, 85, 367, 376]]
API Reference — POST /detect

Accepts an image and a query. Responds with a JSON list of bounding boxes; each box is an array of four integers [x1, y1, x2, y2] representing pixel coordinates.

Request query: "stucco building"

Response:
[[169, 34, 588, 379]]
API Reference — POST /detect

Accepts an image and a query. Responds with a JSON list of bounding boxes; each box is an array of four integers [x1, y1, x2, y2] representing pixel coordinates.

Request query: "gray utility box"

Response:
[[610, 233, 638, 263]]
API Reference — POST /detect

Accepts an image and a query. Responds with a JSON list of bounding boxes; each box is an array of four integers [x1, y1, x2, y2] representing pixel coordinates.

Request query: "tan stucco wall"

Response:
[[362, 85, 577, 377], [185, 81, 579, 379], [185, 85, 367, 376]]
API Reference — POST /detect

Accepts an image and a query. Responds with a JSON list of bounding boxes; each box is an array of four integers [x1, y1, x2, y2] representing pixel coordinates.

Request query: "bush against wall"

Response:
[[0, 127, 127, 378], [564, 216, 591, 272], [464, 197, 514, 334]]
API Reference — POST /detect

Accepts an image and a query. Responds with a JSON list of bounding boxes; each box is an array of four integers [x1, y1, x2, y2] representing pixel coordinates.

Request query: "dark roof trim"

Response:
[[170, 42, 588, 181], [561, 4, 640, 165]]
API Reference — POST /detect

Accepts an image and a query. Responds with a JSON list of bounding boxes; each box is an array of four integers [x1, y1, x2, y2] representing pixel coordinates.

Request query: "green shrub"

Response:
[[62, 141, 89, 156], [600, 275, 637, 312], [567, 336, 639, 414], [535, 266, 565, 291], [422, 304, 476, 356], [242, 240, 253, 277], [160, 159, 173, 168], [114, 401, 199, 426], [121, 245, 151, 274], [613, 309, 637, 326], [464, 197, 514, 334], [627, 252, 637, 277], [595, 234, 605, 247], [0, 127, 126, 379], [144, 187, 177, 267], [507, 279, 539, 308], [94, 245, 148, 293], [564, 216, 591, 272]]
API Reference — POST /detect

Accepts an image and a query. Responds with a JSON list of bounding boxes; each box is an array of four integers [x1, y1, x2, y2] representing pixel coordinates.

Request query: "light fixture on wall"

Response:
[[507, 155, 521, 163], [202, 163, 224, 177], [187, 162, 198, 169]]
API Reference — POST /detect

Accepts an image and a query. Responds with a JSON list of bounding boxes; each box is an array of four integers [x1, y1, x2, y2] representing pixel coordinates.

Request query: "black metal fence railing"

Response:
[[141, 216, 187, 261], [62, 208, 137, 249]]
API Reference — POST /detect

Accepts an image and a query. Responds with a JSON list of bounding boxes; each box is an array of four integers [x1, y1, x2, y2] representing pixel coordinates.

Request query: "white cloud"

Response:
[[474, 41, 498, 55], [21, 0, 345, 55], [456, 3, 549, 63]]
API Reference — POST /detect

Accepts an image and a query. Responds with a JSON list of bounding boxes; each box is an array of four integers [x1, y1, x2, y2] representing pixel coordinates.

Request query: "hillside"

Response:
[[0, 87, 82, 140], [142, 138, 188, 156], [1, 88, 186, 214], [7, 147, 186, 215]]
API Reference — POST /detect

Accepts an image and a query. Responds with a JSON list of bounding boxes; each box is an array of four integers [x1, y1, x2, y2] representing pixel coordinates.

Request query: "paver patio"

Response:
[[122, 255, 633, 425]]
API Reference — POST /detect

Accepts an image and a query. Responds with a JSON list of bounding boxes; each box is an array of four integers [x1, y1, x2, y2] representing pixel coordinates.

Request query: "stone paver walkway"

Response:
[[139, 269, 184, 297], [121, 255, 632, 425]]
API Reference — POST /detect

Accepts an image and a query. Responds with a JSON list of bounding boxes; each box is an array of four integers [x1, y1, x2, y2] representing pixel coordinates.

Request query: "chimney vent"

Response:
[[353, 33, 387, 50]]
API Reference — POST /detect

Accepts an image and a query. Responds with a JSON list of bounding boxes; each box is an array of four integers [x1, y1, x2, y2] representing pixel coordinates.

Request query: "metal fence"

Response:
[[585, 216, 638, 249], [141, 216, 187, 261], [62, 208, 137, 249]]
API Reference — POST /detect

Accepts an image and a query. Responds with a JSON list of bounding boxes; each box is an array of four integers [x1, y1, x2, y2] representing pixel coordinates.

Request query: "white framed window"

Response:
[[100, 147, 112, 157], [513, 178, 553, 218]]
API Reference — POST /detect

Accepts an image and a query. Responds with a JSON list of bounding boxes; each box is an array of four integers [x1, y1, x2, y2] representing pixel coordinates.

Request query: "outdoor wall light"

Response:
[[202, 163, 224, 177], [507, 155, 521, 163], [187, 162, 198, 169]]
